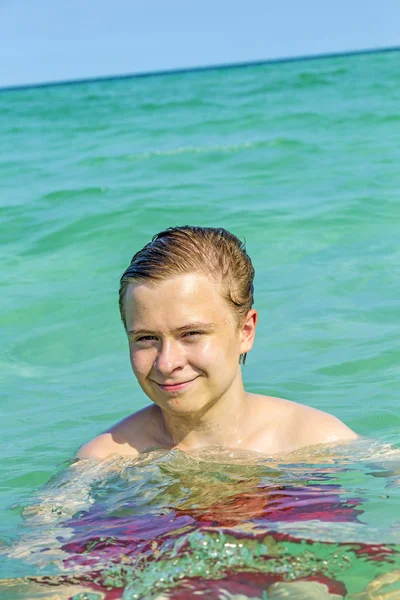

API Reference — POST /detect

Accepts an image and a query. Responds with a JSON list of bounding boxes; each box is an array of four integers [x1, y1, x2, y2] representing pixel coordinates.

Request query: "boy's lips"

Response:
[[153, 377, 199, 392]]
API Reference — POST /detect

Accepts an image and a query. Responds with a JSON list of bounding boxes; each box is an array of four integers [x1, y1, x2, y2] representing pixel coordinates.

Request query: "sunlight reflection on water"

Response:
[[2, 439, 400, 599]]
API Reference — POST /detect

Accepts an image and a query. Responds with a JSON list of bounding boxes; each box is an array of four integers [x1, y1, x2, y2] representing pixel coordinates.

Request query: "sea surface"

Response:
[[1, 50, 400, 599]]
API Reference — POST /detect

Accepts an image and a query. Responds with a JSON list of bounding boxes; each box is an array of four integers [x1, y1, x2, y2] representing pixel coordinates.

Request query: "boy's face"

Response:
[[124, 272, 256, 416]]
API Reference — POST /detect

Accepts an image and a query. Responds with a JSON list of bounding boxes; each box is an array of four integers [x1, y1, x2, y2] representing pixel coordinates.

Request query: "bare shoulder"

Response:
[[291, 401, 358, 445], [248, 393, 358, 453], [76, 405, 161, 459], [76, 432, 130, 460]]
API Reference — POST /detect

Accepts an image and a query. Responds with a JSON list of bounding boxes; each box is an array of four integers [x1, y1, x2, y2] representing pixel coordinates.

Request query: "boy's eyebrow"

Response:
[[127, 322, 216, 336], [176, 322, 216, 332]]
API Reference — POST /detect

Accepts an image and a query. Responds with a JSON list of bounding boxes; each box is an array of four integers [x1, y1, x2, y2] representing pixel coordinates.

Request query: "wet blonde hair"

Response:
[[119, 226, 255, 363]]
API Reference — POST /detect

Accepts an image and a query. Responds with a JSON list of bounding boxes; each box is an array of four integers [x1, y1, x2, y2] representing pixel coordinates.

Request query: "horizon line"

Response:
[[1, 45, 400, 93]]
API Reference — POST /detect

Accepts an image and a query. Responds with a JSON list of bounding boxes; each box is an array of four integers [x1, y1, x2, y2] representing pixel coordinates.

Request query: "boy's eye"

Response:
[[130, 331, 205, 343]]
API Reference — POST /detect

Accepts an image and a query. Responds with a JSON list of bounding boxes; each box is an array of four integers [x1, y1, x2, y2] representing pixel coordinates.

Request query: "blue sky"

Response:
[[1, 0, 399, 88]]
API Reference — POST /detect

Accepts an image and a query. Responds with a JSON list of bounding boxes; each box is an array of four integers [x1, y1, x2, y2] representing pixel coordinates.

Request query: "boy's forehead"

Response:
[[126, 273, 222, 302], [124, 273, 231, 328]]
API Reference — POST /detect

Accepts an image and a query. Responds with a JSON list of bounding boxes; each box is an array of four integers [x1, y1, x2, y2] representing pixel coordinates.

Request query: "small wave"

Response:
[[40, 187, 107, 202], [295, 72, 332, 88], [0, 359, 56, 381], [138, 97, 218, 111], [274, 437, 400, 464], [76, 137, 317, 167]]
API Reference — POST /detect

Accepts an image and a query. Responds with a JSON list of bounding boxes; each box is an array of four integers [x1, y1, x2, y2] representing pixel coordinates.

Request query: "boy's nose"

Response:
[[154, 340, 185, 375]]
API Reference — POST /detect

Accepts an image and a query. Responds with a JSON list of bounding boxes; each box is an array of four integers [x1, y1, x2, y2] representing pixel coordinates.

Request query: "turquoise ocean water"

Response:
[[1, 51, 400, 598]]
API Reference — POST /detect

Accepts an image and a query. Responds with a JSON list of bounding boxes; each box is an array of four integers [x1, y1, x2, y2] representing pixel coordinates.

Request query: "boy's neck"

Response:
[[159, 383, 251, 452]]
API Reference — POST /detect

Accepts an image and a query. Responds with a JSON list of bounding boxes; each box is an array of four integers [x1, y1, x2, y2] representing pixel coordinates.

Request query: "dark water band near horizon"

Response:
[[1, 49, 400, 598]]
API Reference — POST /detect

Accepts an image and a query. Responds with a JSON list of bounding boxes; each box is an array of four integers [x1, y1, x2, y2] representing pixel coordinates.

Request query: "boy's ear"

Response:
[[240, 309, 258, 355]]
